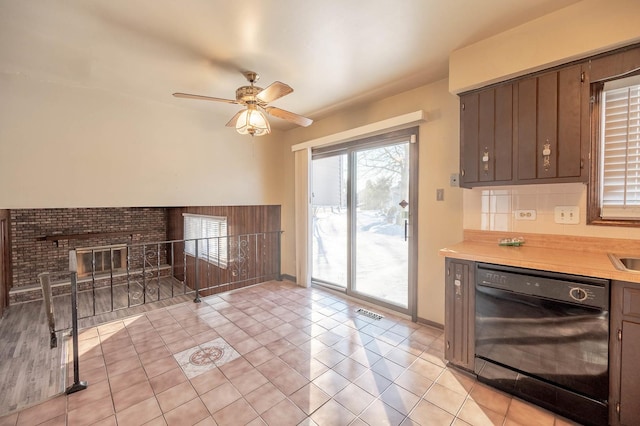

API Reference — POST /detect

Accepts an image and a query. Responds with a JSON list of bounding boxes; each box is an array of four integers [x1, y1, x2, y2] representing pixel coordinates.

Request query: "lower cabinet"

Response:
[[444, 258, 475, 370], [610, 280, 640, 426]]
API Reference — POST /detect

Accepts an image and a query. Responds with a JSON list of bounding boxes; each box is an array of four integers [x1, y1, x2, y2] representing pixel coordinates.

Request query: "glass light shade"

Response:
[[235, 107, 271, 136]]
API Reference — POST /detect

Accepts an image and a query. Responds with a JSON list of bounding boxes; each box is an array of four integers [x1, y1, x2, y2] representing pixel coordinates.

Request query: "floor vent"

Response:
[[355, 308, 384, 320]]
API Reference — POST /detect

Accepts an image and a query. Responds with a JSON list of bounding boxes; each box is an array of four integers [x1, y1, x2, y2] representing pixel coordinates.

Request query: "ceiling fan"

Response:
[[173, 71, 313, 136]]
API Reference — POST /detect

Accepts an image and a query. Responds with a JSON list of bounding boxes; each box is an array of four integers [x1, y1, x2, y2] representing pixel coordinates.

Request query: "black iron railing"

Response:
[[40, 231, 282, 394]]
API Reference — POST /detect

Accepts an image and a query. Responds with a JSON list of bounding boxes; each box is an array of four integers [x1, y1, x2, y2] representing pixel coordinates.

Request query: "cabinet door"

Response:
[[460, 85, 513, 187], [537, 71, 558, 178], [444, 258, 475, 370], [494, 84, 514, 182], [517, 65, 583, 181], [557, 65, 583, 178], [460, 93, 479, 186], [478, 89, 495, 183], [620, 320, 640, 425], [610, 281, 640, 425], [517, 77, 537, 180]]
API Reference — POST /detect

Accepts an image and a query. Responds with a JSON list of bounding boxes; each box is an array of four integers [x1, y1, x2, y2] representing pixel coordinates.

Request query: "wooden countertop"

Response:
[[440, 230, 640, 283]]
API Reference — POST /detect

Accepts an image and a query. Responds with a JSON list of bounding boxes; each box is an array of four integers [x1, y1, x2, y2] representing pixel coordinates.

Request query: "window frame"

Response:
[[183, 214, 228, 268], [599, 77, 640, 218], [586, 44, 640, 227]]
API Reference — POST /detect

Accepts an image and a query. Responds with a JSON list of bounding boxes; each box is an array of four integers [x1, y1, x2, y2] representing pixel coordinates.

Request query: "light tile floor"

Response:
[[0, 280, 579, 426]]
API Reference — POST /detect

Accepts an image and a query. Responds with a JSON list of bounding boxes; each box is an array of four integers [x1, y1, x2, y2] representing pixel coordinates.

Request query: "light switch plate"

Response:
[[554, 206, 579, 224]]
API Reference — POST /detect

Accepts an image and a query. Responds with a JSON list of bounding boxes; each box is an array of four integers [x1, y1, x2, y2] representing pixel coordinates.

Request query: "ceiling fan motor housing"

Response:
[[236, 86, 263, 104]]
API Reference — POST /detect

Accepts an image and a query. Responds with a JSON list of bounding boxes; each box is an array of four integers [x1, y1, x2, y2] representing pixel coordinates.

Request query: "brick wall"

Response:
[[10, 208, 168, 298]]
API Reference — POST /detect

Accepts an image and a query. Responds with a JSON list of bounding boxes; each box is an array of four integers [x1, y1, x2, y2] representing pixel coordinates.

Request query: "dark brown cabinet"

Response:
[[460, 84, 513, 186], [444, 258, 474, 370], [517, 64, 584, 182], [459, 63, 587, 188], [610, 280, 640, 426]]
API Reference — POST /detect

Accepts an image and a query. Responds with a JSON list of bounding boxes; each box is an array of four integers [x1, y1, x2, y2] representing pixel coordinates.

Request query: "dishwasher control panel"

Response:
[[476, 263, 609, 309]]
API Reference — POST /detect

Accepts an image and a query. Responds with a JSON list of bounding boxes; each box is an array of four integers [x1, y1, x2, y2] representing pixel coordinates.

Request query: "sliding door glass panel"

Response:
[[354, 142, 409, 307], [311, 154, 348, 287]]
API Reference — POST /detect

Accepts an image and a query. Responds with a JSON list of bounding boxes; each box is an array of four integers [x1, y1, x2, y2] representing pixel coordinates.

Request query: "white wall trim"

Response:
[[291, 110, 425, 152]]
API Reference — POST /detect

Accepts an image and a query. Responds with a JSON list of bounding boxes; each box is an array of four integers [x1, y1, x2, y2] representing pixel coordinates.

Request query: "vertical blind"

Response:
[[600, 76, 640, 219], [183, 214, 228, 267]]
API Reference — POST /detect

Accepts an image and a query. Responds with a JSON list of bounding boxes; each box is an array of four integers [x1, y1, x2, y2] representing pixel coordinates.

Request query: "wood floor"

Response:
[[0, 277, 192, 416], [0, 298, 65, 414]]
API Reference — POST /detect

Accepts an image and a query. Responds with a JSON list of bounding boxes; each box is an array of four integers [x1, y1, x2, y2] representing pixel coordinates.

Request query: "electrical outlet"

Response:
[[554, 206, 580, 224], [436, 188, 444, 201], [515, 209, 537, 220]]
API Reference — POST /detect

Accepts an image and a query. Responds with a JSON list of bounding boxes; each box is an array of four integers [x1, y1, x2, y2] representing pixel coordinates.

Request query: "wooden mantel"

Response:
[[37, 231, 139, 242]]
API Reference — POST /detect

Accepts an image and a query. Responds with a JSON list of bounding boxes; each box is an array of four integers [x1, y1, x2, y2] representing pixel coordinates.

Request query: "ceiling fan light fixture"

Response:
[[173, 70, 312, 134], [235, 106, 271, 136]]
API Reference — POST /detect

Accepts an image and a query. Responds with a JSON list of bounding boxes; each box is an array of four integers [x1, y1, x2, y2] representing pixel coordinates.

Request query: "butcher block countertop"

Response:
[[440, 230, 640, 284]]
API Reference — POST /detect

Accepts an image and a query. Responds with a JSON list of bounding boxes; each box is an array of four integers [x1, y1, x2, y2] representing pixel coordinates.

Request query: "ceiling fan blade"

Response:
[[173, 92, 239, 104], [225, 110, 244, 127], [256, 82, 293, 103], [265, 106, 313, 127]]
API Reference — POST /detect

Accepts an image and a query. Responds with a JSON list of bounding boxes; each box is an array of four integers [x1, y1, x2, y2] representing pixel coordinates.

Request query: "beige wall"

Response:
[[450, 0, 640, 93], [0, 73, 284, 208], [280, 79, 462, 325]]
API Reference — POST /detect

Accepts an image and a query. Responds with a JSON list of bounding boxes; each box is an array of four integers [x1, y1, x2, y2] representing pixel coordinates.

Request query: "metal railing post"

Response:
[[126, 245, 132, 307], [170, 241, 175, 297], [66, 249, 88, 395], [38, 272, 57, 348], [156, 242, 161, 302], [194, 239, 201, 303], [276, 231, 282, 281], [142, 244, 147, 304]]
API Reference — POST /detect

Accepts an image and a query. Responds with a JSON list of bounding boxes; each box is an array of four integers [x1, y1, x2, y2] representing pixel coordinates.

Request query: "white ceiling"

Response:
[[0, 0, 580, 129]]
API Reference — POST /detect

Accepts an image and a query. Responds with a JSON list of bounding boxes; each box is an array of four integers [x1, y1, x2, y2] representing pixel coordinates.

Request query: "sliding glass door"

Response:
[[311, 129, 417, 315], [311, 154, 348, 287], [354, 143, 410, 306]]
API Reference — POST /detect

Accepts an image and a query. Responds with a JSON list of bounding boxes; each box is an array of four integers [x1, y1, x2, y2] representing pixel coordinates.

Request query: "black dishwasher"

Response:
[[474, 263, 609, 426]]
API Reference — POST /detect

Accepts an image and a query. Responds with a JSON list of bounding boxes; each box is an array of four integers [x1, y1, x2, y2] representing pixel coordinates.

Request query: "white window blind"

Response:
[[600, 75, 640, 219], [183, 214, 228, 267]]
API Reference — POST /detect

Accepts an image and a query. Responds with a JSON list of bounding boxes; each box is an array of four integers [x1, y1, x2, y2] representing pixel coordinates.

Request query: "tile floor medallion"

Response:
[[174, 337, 240, 378]]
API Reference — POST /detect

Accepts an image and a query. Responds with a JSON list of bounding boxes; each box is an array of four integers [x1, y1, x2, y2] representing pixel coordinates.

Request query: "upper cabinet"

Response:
[[517, 64, 584, 182], [460, 84, 514, 186], [460, 62, 588, 188]]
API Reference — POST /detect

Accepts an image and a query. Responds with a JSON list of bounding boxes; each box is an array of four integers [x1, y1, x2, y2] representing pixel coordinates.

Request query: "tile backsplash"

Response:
[[463, 182, 640, 240]]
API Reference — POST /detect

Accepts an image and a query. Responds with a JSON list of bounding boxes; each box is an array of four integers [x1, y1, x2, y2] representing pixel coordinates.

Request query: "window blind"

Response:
[[600, 77, 640, 219], [183, 214, 228, 267]]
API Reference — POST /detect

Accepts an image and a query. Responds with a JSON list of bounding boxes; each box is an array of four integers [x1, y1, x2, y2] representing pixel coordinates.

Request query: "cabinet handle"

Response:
[[482, 150, 490, 173], [542, 141, 551, 171]]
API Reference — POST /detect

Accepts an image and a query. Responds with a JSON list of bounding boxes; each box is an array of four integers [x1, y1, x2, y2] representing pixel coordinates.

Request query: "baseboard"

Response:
[[417, 317, 444, 329], [281, 274, 296, 283]]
